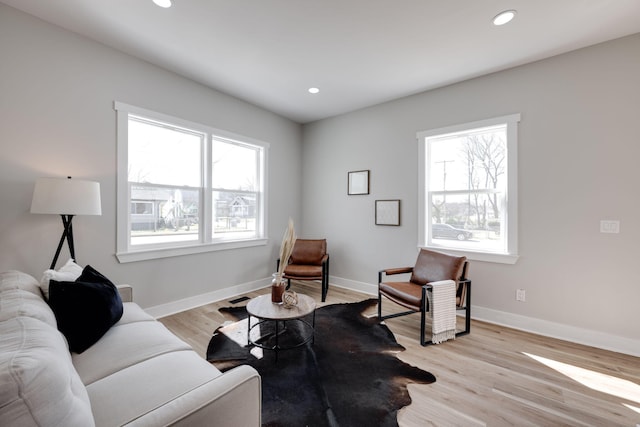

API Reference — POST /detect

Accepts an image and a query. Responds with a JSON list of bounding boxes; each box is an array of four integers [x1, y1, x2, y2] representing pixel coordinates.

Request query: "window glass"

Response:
[[211, 139, 261, 238], [428, 124, 506, 252], [128, 117, 202, 246], [212, 139, 258, 191], [115, 102, 268, 262], [212, 191, 257, 236], [128, 117, 201, 187], [418, 114, 519, 263]]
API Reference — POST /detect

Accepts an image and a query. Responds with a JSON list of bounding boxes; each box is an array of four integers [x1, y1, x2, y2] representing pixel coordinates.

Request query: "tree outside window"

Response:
[[418, 114, 520, 264]]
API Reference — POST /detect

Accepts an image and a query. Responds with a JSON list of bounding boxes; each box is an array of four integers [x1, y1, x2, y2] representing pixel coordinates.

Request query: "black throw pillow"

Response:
[[48, 265, 123, 354]]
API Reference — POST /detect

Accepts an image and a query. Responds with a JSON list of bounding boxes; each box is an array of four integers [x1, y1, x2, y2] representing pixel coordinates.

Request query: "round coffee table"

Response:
[[246, 294, 316, 361]]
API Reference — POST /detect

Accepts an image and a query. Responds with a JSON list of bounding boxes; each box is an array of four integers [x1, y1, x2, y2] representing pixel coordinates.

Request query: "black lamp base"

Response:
[[50, 214, 75, 270]]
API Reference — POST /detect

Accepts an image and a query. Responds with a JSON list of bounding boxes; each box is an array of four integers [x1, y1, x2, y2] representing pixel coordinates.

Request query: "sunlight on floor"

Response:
[[523, 352, 640, 405], [623, 403, 640, 415]]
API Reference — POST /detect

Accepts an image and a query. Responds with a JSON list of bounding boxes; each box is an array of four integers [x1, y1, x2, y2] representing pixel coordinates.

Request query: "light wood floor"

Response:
[[159, 282, 640, 426]]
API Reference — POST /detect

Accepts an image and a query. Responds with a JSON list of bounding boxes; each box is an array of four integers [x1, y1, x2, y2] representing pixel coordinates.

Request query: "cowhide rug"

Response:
[[206, 299, 436, 427]]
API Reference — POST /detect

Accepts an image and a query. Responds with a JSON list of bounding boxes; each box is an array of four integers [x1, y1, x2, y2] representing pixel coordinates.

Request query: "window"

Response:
[[115, 102, 268, 262], [211, 138, 261, 239], [417, 114, 520, 264]]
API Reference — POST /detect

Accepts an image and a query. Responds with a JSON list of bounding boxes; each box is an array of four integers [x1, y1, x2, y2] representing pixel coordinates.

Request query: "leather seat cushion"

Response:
[[284, 264, 323, 279], [379, 281, 422, 312]]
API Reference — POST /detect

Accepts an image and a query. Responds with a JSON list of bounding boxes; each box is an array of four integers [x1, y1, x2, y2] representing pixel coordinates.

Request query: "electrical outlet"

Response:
[[600, 220, 620, 233], [516, 289, 526, 302]]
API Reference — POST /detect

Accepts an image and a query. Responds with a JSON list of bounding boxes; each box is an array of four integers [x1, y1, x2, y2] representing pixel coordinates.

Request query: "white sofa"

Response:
[[0, 270, 261, 427]]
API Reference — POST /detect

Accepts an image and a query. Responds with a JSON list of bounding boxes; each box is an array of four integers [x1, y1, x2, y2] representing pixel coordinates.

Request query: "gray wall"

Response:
[[302, 34, 640, 354], [1, 3, 638, 354], [0, 4, 302, 308]]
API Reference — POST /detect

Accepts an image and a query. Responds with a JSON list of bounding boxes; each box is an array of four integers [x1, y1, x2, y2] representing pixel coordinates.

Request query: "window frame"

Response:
[[417, 114, 520, 264], [114, 101, 268, 263]]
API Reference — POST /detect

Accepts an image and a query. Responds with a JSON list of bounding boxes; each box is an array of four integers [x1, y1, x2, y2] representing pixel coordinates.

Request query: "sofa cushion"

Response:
[[85, 351, 221, 427], [0, 316, 94, 427], [117, 301, 155, 325], [0, 271, 57, 327], [48, 266, 123, 354], [0, 288, 58, 327], [73, 314, 193, 385], [0, 270, 42, 297], [40, 258, 83, 300]]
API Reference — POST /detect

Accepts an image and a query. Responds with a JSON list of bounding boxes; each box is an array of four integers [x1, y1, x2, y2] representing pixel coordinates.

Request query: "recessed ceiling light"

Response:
[[153, 0, 172, 8], [493, 10, 516, 26], [308, 87, 320, 94]]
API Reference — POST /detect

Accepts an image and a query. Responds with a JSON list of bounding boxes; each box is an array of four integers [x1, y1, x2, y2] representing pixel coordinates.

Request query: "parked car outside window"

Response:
[[432, 223, 473, 241]]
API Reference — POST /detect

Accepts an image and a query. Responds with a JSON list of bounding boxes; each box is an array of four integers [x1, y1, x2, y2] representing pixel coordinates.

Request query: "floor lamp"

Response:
[[31, 177, 102, 269]]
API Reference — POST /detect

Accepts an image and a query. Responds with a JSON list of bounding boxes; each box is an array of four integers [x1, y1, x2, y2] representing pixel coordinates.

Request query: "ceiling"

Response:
[[3, 0, 640, 124]]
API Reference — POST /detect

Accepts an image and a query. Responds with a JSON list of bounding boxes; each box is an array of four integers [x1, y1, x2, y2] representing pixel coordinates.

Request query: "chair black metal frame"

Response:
[[378, 262, 471, 346], [276, 240, 330, 302]]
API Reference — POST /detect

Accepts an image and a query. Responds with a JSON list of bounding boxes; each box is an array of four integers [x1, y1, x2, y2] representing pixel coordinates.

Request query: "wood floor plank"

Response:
[[158, 280, 640, 426]]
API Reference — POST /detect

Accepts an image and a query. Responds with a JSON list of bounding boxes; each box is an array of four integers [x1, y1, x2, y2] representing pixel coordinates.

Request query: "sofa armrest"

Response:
[[117, 284, 133, 303], [125, 365, 261, 427]]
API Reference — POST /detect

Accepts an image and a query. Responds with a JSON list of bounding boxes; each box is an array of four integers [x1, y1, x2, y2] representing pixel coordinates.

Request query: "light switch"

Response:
[[600, 220, 620, 234]]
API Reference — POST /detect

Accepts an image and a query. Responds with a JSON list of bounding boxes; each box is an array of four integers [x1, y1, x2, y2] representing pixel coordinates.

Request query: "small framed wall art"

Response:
[[347, 170, 370, 195], [375, 199, 400, 226]]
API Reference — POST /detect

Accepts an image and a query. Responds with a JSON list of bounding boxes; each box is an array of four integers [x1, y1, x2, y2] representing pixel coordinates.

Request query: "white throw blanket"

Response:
[[427, 280, 457, 344]]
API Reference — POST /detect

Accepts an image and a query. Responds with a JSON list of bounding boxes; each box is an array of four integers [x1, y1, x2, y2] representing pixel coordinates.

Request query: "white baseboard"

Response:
[[145, 277, 269, 319], [472, 306, 640, 357], [334, 275, 640, 357], [146, 275, 376, 319], [330, 275, 378, 296], [146, 275, 639, 357]]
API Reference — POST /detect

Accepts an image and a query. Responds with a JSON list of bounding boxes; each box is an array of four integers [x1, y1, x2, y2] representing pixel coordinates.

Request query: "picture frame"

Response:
[[347, 170, 370, 195], [375, 199, 400, 226]]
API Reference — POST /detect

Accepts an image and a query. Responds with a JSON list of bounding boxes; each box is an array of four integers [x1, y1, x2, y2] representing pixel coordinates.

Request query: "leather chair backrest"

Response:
[[289, 239, 327, 266], [410, 249, 466, 285]]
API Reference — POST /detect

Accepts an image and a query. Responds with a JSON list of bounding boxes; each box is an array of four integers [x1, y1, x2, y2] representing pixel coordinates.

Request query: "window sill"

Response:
[[421, 246, 519, 265], [116, 238, 268, 263]]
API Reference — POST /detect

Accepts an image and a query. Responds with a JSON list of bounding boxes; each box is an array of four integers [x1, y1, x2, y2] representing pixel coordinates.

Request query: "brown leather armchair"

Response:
[[378, 248, 471, 346], [277, 239, 330, 302]]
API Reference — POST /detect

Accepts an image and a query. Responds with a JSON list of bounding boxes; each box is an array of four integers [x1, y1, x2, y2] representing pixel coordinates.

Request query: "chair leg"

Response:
[[321, 259, 329, 302], [420, 287, 427, 346], [459, 281, 471, 336], [321, 276, 327, 302]]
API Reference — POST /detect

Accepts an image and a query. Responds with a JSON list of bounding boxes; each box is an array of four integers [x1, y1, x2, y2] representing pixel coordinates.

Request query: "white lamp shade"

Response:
[[31, 177, 102, 215]]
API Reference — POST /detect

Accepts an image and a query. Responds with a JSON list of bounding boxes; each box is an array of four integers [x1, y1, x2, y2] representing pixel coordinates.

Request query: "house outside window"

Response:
[[211, 138, 261, 238], [417, 114, 520, 264], [115, 102, 268, 263]]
